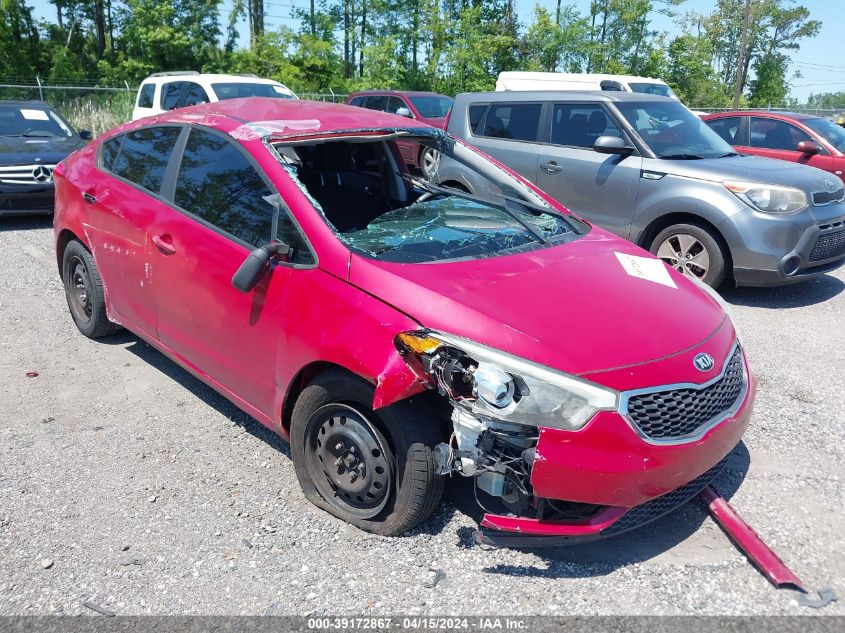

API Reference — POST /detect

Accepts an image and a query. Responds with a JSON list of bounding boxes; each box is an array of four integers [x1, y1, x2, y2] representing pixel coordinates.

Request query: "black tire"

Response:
[[61, 240, 120, 338], [650, 222, 728, 288], [290, 369, 443, 536]]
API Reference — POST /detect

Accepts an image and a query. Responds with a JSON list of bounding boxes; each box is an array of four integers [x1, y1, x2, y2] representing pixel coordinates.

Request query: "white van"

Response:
[[132, 72, 298, 120], [495, 72, 678, 99]]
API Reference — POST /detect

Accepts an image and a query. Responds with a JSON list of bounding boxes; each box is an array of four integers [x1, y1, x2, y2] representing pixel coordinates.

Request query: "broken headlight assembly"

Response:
[[396, 330, 619, 432]]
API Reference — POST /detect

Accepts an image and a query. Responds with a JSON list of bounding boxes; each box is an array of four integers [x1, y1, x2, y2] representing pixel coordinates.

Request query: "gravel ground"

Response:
[[0, 215, 843, 616]]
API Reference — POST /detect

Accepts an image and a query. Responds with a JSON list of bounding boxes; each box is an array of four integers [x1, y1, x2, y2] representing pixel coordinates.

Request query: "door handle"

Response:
[[152, 234, 176, 255], [82, 192, 97, 204], [540, 161, 563, 174]]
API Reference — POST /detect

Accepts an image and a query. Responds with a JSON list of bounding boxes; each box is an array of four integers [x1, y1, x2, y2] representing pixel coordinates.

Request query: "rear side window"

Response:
[[480, 103, 541, 141], [183, 82, 209, 107], [161, 82, 185, 111], [551, 104, 622, 148], [137, 84, 155, 109], [174, 128, 313, 262], [706, 116, 743, 145], [111, 126, 181, 194], [348, 96, 366, 107], [364, 95, 387, 111], [750, 117, 811, 151], [468, 104, 487, 134], [100, 136, 124, 170]]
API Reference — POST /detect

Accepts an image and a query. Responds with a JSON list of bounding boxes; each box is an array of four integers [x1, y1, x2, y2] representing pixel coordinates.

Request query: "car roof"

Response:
[[150, 97, 434, 137], [706, 110, 819, 121], [142, 73, 283, 85], [348, 90, 446, 97], [454, 90, 674, 103]]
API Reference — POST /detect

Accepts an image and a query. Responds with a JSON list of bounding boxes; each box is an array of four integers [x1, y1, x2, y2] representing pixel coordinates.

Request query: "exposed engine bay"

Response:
[[396, 331, 612, 521]]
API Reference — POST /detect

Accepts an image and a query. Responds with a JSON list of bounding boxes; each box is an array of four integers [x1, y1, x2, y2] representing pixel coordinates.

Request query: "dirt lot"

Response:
[[0, 215, 843, 616]]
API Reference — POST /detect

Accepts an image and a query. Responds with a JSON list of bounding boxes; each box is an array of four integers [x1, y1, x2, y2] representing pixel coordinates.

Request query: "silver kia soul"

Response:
[[436, 91, 845, 287]]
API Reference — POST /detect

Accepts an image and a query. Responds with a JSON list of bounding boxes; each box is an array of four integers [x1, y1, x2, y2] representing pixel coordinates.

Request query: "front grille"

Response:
[[602, 453, 730, 536], [625, 347, 745, 441], [0, 164, 56, 185], [813, 188, 845, 205], [809, 229, 845, 262], [0, 196, 52, 211]]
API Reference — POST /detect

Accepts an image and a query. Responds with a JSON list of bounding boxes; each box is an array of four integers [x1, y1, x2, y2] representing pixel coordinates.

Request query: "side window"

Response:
[[174, 128, 313, 262], [385, 96, 407, 115], [468, 104, 487, 134], [481, 103, 542, 141], [161, 82, 185, 111], [137, 84, 155, 109], [364, 95, 387, 111], [600, 80, 624, 92], [551, 104, 622, 148], [100, 135, 125, 171], [348, 96, 365, 107], [183, 82, 210, 107], [111, 126, 181, 194], [750, 117, 811, 151], [706, 116, 743, 145]]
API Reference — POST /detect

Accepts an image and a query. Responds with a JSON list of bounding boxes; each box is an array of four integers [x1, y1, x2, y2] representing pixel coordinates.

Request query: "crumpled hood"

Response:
[[348, 228, 726, 378], [0, 135, 86, 166], [653, 154, 840, 197]]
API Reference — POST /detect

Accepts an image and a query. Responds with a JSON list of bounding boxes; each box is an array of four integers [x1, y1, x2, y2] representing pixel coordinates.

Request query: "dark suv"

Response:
[[345, 90, 453, 179]]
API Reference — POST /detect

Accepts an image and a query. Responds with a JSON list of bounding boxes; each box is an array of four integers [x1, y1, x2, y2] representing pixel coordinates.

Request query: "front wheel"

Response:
[[650, 222, 728, 288], [290, 370, 443, 536]]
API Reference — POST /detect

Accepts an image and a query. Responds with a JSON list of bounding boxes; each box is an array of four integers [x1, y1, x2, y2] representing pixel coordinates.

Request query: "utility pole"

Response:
[[733, 0, 752, 108]]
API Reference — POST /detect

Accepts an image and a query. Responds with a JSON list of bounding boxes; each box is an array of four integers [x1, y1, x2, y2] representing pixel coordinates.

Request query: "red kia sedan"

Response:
[[703, 110, 845, 184], [54, 98, 754, 545], [345, 90, 453, 179]]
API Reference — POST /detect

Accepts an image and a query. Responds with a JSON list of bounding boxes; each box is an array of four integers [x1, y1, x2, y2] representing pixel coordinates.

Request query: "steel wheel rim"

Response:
[[65, 255, 93, 323], [656, 233, 710, 280], [304, 404, 392, 519], [420, 147, 439, 179]]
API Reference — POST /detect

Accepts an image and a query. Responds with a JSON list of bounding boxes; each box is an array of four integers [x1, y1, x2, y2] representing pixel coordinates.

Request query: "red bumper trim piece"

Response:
[[480, 506, 627, 536], [699, 485, 806, 592]]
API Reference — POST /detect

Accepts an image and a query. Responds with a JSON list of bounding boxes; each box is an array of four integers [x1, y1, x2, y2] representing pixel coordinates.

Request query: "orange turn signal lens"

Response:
[[396, 331, 442, 355]]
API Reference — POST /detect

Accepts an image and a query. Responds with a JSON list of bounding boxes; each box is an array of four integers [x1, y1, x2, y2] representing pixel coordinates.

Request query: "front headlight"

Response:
[[396, 331, 618, 431], [724, 180, 808, 214]]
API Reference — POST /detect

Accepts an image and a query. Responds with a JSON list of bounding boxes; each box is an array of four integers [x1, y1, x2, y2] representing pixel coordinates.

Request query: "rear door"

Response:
[[468, 101, 544, 184], [83, 126, 183, 338], [535, 102, 642, 238], [149, 126, 316, 418]]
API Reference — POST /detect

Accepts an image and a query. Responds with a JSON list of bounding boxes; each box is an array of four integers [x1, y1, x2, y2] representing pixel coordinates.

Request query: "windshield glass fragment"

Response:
[[269, 130, 584, 263]]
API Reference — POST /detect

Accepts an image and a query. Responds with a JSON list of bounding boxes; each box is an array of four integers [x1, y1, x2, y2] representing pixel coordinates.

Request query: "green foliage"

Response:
[[0, 0, 824, 110]]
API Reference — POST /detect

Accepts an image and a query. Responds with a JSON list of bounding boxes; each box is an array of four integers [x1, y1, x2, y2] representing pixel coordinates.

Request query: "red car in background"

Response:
[[703, 110, 845, 184], [53, 98, 753, 545], [345, 90, 453, 179]]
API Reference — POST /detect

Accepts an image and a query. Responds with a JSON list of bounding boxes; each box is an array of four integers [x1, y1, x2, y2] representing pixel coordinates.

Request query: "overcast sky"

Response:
[[33, 0, 845, 102]]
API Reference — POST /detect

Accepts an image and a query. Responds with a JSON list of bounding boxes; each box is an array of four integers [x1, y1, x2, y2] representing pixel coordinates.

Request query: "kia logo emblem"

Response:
[[693, 353, 715, 372], [32, 165, 52, 183]]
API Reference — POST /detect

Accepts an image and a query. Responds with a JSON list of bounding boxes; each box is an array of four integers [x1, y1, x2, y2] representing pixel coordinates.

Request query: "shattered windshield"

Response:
[[269, 131, 585, 263]]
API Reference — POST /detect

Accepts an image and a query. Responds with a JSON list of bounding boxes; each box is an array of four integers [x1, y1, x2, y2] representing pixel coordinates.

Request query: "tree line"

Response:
[[0, 0, 828, 107]]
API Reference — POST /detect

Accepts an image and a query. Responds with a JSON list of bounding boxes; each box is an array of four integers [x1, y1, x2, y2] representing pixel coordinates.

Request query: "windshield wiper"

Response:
[[399, 173, 549, 244], [715, 152, 740, 158], [660, 153, 706, 160]]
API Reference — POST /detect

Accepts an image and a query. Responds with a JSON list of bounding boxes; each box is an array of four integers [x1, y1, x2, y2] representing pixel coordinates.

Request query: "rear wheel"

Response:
[[61, 240, 119, 338], [419, 146, 440, 180], [650, 222, 727, 288], [290, 370, 443, 536]]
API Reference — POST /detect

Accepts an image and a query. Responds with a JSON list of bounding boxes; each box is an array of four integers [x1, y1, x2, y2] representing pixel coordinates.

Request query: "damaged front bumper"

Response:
[[477, 375, 755, 546]]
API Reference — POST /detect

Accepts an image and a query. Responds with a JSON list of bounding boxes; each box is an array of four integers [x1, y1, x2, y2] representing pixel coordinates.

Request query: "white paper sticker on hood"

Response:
[[615, 252, 677, 289]]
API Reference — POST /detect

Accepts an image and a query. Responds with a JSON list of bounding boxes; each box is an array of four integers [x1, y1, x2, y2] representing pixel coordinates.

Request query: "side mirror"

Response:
[[797, 140, 820, 155], [79, 130, 93, 141], [395, 106, 413, 118], [231, 243, 292, 293], [593, 135, 634, 156]]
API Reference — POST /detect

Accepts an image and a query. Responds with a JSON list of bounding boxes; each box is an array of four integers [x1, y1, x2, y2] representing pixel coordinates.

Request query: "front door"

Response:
[[747, 116, 837, 173], [148, 126, 315, 420], [535, 102, 642, 239]]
